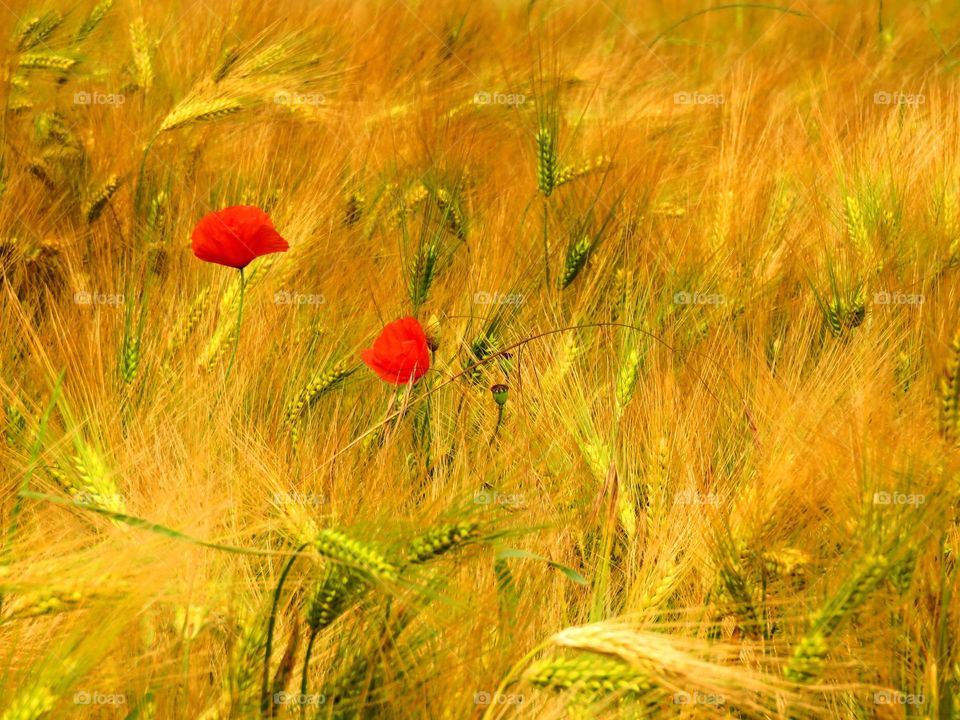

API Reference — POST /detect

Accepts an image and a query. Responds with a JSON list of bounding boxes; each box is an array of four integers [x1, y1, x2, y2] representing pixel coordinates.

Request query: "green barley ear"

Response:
[[615, 348, 641, 413], [403, 522, 479, 565], [166, 287, 211, 356], [120, 335, 140, 385], [18, 51, 78, 75], [158, 98, 245, 133], [526, 652, 655, 699], [5, 402, 26, 447], [784, 553, 889, 683], [74, 0, 112, 44], [435, 186, 466, 240], [536, 127, 557, 197], [306, 564, 366, 632], [147, 190, 168, 236], [313, 529, 397, 582], [129, 18, 153, 91], [65, 439, 126, 514], [714, 549, 762, 636], [555, 155, 612, 189], [17, 12, 64, 51], [844, 194, 871, 261], [83, 174, 121, 223], [559, 228, 591, 290], [559, 202, 620, 290], [406, 222, 440, 311], [283, 361, 355, 430], [198, 614, 267, 719], [940, 329, 960, 444]]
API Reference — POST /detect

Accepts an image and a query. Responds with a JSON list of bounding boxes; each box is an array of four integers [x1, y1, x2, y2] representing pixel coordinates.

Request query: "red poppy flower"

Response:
[[191, 205, 289, 269], [361, 316, 431, 384]]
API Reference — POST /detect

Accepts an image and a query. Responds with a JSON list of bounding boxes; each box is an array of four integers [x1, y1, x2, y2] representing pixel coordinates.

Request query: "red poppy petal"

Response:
[[361, 348, 404, 384], [191, 206, 288, 269]]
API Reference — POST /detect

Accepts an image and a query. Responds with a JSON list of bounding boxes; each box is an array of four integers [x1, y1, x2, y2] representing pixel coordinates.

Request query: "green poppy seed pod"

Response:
[[490, 383, 509, 406]]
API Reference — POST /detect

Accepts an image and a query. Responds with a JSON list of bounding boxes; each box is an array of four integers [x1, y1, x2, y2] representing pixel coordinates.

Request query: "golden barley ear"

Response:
[[83, 174, 121, 223], [940, 330, 960, 444], [129, 18, 154, 91], [158, 98, 245, 133]]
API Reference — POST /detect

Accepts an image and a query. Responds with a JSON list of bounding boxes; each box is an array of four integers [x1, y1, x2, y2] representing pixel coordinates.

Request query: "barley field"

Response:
[[1, 0, 959, 717]]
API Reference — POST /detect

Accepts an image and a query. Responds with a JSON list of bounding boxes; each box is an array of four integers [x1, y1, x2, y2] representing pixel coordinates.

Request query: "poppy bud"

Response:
[[490, 383, 509, 406]]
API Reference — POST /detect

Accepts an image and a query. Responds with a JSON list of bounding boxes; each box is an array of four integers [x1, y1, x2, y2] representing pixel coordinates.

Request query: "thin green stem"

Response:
[[542, 198, 550, 287], [223, 268, 246, 387], [489, 405, 504, 446], [6, 371, 64, 565], [299, 628, 318, 720], [261, 543, 309, 717], [133, 134, 158, 218]]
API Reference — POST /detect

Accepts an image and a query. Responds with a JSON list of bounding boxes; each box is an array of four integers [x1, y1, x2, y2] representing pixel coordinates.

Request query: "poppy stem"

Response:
[[222, 268, 246, 387], [488, 404, 504, 446]]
